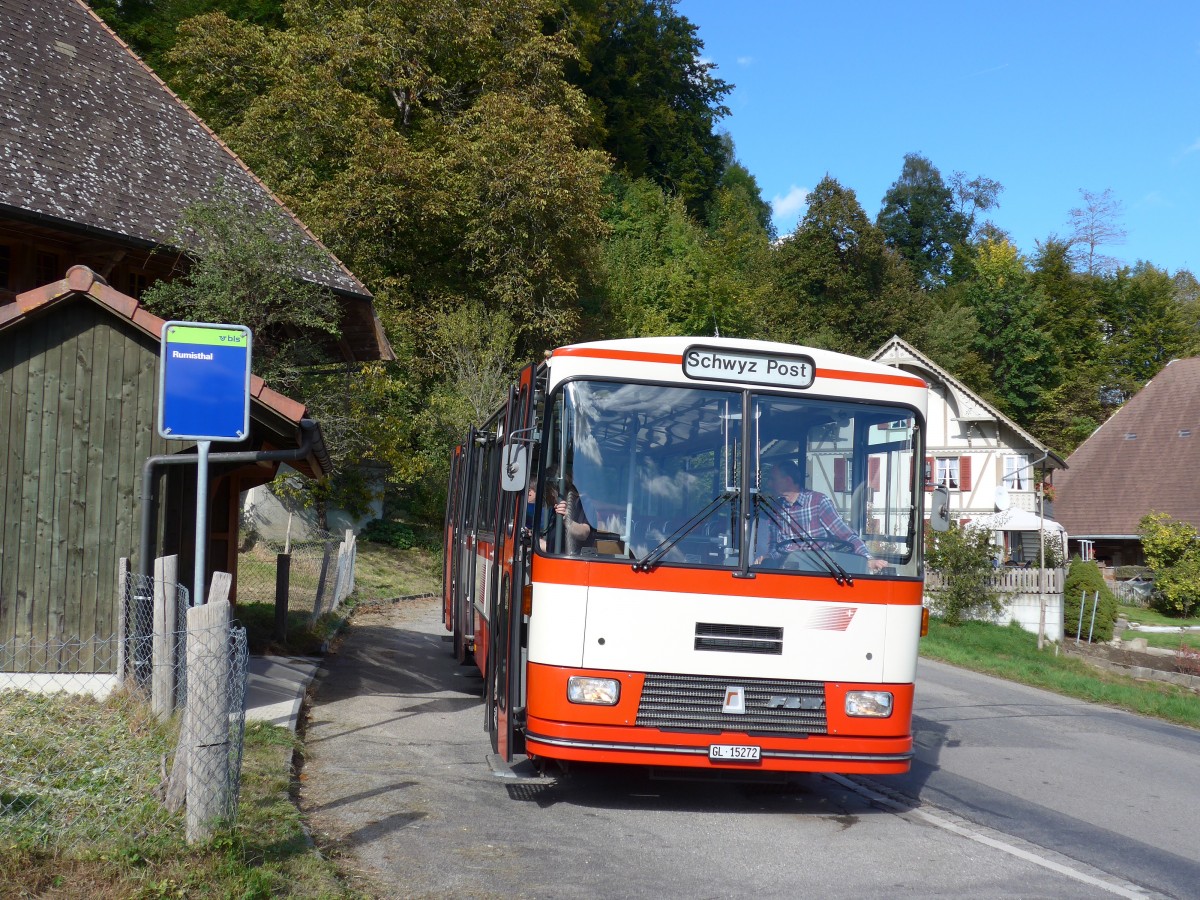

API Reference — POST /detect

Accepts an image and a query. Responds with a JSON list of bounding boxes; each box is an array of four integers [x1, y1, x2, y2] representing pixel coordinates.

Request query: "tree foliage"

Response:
[[562, 0, 732, 216], [926, 524, 1004, 626], [877, 153, 968, 289], [1139, 513, 1200, 618], [775, 176, 929, 356]]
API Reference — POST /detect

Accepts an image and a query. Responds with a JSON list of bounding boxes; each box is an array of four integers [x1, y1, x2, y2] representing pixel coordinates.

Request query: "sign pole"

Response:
[[195, 440, 211, 606]]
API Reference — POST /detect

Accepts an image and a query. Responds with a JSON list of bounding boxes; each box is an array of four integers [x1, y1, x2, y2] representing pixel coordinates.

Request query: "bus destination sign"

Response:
[[682, 345, 816, 390]]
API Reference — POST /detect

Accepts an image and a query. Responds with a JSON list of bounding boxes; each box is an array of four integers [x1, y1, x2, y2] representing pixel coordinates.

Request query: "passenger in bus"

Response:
[[539, 467, 593, 555], [757, 461, 887, 572]]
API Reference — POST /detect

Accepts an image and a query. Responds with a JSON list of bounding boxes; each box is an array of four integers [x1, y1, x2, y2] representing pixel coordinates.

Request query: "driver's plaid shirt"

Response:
[[759, 490, 870, 558]]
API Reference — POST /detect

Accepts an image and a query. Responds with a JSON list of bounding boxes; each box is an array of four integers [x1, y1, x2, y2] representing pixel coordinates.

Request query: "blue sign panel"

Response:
[[158, 322, 252, 442]]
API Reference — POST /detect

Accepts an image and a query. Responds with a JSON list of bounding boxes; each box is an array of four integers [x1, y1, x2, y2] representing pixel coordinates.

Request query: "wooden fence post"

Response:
[[117, 558, 130, 685], [152, 555, 179, 719], [184, 572, 232, 844]]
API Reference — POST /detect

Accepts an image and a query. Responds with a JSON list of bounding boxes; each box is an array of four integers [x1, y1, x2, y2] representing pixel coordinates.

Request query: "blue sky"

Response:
[[677, 1, 1200, 275]]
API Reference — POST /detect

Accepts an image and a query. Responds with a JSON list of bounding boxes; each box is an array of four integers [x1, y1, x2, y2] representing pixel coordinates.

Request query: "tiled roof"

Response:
[[1054, 357, 1200, 537], [0, 0, 392, 360], [0, 265, 332, 477]]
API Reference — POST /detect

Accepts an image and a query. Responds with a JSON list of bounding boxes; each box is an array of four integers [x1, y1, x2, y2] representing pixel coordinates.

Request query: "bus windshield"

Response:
[[539, 380, 922, 578]]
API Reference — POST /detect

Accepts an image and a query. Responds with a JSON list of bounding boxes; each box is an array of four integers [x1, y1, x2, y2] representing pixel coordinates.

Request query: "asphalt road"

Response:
[[300, 597, 1196, 899]]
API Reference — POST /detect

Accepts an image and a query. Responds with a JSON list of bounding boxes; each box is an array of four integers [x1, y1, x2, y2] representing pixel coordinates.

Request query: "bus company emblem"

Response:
[[766, 695, 824, 710], [721, 686, 747, 714]]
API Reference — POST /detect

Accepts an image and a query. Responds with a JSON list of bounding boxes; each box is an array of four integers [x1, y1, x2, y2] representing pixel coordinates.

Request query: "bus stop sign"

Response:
[[158, 321, 252, 442]]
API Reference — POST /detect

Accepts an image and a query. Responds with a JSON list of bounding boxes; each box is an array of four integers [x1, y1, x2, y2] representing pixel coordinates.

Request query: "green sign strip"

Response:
[[165, 324, 249, 347]]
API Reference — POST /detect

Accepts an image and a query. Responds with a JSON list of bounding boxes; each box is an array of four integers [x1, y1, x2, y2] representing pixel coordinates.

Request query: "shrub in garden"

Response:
[[1063, 556, 1118, 641], [1138, 512, 1200, 618], [926, 523, 1003, 626], [360, 518, 418, 549]]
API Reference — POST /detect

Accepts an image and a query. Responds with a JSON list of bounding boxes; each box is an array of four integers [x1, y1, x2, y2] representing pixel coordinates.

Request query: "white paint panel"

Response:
[[882, 604, 924, 681], [578, 587, 906, 682], [527, 582, 590, 668]]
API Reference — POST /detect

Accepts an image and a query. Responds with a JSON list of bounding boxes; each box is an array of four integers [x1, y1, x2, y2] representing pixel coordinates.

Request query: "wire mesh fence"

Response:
[[236, 529, 357, 621], [0, 566, 248, 855]]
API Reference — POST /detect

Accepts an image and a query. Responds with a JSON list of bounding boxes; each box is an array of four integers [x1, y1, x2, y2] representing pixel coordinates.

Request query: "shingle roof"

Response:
[[1054, 357, 1200, 537], [0, 0, 392, 360], [0, 265, 332, 477]]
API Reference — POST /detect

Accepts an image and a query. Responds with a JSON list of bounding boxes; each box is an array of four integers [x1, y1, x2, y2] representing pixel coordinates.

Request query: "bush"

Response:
[[926, 523, 1003, 626], [360, 518, 418, 549], [1063, 556, 1118, 641]]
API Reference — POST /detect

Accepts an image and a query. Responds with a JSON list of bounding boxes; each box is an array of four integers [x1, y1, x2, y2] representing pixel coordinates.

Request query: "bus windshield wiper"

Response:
[[755, 493, 853, 586], [632, 490, 738, 573]]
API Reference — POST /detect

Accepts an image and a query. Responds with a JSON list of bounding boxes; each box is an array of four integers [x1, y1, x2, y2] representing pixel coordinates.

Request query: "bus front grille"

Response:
[[694, 622, 783, 655], [636, 673, 827, 735]]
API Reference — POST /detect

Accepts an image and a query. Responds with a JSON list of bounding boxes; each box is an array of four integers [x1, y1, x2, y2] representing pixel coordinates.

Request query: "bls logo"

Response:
[[721, 686, 746, 714]]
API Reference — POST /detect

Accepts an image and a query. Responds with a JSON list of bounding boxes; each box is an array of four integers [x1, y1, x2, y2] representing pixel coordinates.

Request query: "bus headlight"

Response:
[[845, 690, 893, 718], [567, 676, 620, 706]]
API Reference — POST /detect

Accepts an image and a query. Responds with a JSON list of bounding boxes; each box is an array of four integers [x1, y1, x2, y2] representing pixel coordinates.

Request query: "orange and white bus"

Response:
[[443, 336, 949, 774]]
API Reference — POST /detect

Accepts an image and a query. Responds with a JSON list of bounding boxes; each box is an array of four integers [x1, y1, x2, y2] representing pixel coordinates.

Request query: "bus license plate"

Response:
[[709, 744, 760, 762]]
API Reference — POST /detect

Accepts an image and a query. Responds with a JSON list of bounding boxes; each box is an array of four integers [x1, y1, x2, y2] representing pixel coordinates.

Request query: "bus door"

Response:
[[443, 445, 463, 635], [454, 425, 482, 665], [487, 364, 537, 761]]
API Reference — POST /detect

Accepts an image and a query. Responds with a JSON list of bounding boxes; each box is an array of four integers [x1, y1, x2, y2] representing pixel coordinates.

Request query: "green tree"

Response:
[[926, 524, 1003, 626], [775, 176, 929, 356], [167, 0, 612, 514], [1099, 262, 1198, 405], [876, 153, 968, 289], [1138, 513, 1200, 618], [1029, 239, 1106, 453], [562, 0, 732, 216], [1062, 556, 1118, 641], [962, 236, 1059, 423]]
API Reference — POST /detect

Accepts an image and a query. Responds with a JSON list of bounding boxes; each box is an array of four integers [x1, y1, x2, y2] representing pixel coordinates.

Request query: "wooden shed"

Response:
[[0, 267, 331, 672]]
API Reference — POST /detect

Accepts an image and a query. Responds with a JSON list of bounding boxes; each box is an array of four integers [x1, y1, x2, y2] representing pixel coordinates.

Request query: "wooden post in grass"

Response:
[[152, 555, 179, 719], [185, 572, 232, 844], [117, 557, 130, 684]]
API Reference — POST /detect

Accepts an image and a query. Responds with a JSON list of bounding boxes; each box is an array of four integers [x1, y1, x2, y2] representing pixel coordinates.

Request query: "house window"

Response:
[[1003, 455, 1029, 490], [936, 457, 959, 490], [35, 251, 60, 285], [127, 271, 151, 299]]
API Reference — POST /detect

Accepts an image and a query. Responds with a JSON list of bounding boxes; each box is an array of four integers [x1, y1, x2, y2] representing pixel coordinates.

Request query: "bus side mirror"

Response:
[[500, 443, 528, 492], [929, 484, 951, 532]]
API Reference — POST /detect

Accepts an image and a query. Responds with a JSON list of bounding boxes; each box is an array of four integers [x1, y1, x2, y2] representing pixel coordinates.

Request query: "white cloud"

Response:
[[1184, 138, 1200, 155], [737, 55, 754, 66], [771, 185, 810, 226]]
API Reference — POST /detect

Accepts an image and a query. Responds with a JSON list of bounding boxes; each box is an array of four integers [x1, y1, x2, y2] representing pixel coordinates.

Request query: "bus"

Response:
[[443, 336, 949, 775]]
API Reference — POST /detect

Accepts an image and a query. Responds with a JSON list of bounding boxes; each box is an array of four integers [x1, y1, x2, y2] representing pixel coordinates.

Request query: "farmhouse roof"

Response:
[[871, 335, 1067, 469], [0, 265, 332, 477], [1054, 357, 1200, 538], [0, 0, 392, 361]]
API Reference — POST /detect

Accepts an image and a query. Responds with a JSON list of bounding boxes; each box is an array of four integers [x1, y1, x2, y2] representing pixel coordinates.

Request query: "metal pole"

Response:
[[1037, 474, 1046, 650], [195, 440, 211, 606], [1088, 590, 1100, 643], [1076, 589, 1086, 645]]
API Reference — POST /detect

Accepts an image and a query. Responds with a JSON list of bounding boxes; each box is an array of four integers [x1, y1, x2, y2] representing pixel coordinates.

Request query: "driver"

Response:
[[756, 461, 887, 572]]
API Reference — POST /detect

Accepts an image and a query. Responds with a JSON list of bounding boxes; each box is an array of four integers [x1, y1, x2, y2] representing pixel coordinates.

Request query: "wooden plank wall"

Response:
[[0, 300, 173, 672]]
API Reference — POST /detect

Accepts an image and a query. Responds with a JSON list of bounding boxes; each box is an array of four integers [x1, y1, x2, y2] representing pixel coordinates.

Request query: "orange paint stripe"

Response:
[[552, 347, 682, 365], [532, 556, 925, 605], [551, 347, 926, 389], [820, 367, 927, 388]]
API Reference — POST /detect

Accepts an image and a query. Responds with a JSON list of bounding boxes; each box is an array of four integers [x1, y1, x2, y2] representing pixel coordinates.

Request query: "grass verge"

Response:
[[920, 618, 1200, 729], [1, 717, 356, 898], [1115, 603, 1200, 652]]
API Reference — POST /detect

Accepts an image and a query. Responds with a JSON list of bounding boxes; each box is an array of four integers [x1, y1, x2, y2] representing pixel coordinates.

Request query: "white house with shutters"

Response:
[[871, 336, 1067, 562]]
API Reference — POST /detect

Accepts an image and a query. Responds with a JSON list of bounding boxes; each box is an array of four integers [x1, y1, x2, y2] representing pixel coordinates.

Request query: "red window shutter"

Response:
[[924, 456, 934, 491], [959, 456, 972, 492], [834, 458, 847, 492], [868, 457, 880, 490]]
